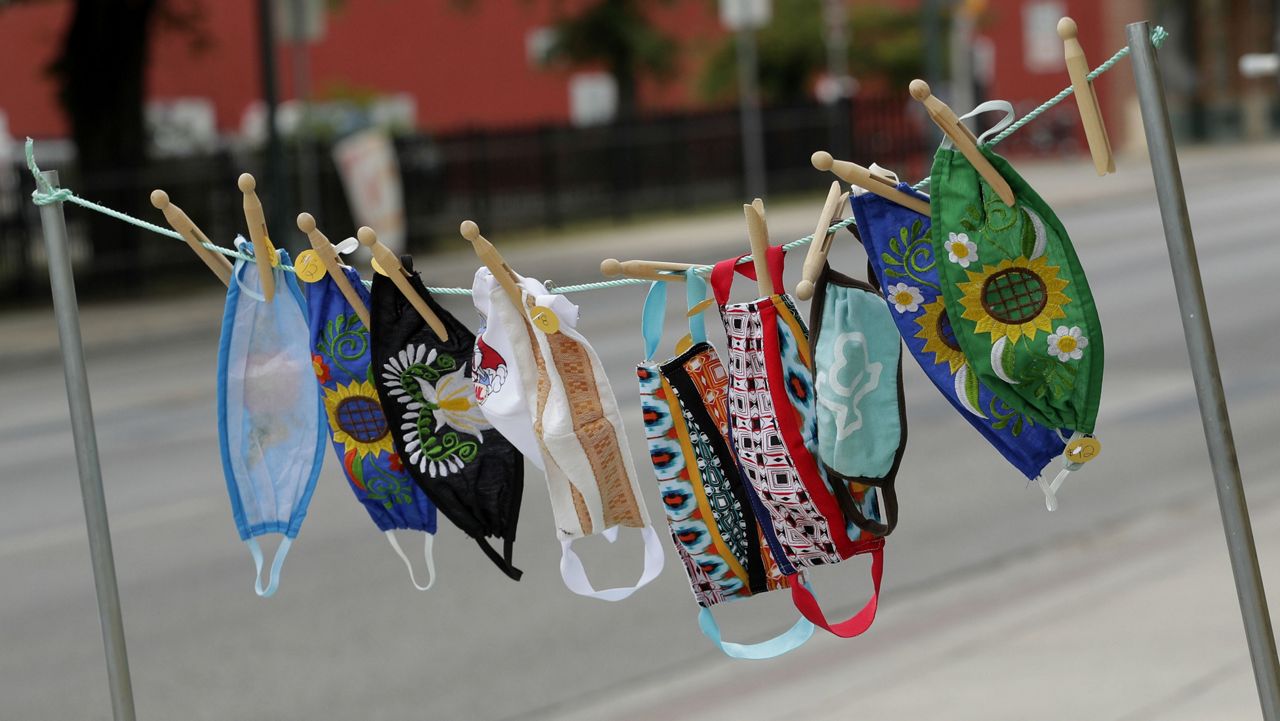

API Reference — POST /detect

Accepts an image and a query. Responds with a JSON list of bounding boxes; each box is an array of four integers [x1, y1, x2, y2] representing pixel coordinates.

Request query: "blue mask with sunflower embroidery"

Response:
[[926, 101, 1104, 508], [217, 238, 327, 598], [850, 180, 1068, 492], [305, 263, 439, 589], [370, 257, 524, 582]]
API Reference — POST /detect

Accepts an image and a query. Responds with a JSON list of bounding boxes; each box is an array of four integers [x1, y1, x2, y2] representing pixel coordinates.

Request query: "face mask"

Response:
[[928, 101, 1105, 506], [306, 263, 438, 590], [473, 269, 664, 601], [370, 258, 524, 581], [711, 247, 883, 639], [638, 274, 813, 659], [850, 179, 1069, 498], [808, 263, 906, 536], [217, 239, 327, 597]]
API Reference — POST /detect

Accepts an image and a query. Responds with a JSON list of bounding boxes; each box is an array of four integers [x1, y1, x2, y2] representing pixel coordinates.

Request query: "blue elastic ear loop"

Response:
[[697, 607, 816, 660], [246, 537, 293, 598], [640, 281, 667, 361], [686, 269, 707, 344]]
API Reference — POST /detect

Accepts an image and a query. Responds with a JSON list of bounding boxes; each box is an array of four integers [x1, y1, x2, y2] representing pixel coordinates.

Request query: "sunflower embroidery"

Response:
[[945, 232, 979, 268], [956, 256, 1070, 342], [323, 380, 395, 460], [1047, 325, 1088, 362], [914, 298, 968, 374], [886, 283, 924, 313]]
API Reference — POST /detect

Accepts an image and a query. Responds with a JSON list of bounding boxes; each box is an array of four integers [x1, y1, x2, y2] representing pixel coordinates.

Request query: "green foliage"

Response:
[[698, 1, 930, 104]]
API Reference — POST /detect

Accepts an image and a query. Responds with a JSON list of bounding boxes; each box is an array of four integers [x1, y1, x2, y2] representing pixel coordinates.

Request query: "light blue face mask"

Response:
[[217, 237, 327, 597]]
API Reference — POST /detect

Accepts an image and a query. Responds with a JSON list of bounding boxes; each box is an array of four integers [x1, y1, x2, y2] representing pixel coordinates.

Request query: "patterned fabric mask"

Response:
[[851, 182, 1068, 491], [808, 262, 905, 537], [473, 269, 664, 601], [638, 274, 813, 659], [927, 101, 1104, 507], [306, 264, 439, 590], [711, 247, 884, 639], [371, 258, 524, 581], [217, 239, 326, 597]]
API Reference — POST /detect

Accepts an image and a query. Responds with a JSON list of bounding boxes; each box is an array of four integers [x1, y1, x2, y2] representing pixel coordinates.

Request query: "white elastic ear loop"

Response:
[[1037, 432, 1087, 512], [246, 536, 293, 598], [558, 525, 665, 602], [940, 99, 1017, 150], [386, 531, 437, 591]]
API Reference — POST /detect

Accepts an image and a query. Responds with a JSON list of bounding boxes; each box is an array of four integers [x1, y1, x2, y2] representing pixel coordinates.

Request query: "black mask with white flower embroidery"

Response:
[[371, 257, 525, 581]]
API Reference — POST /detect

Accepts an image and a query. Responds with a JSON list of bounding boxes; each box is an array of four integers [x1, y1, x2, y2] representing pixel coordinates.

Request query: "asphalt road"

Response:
[[2, 146, 1279, 720]]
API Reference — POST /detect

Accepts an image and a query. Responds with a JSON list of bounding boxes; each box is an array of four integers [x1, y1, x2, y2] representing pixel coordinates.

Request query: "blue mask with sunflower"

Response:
[[850, 184, 1069, 495], [217, 238, 327, 598], [305, 263, 439, 589]]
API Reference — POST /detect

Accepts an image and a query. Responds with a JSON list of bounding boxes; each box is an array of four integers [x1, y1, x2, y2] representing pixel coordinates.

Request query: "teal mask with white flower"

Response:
[[926, 101, 1105, 506], [807, 264, 904, 537]]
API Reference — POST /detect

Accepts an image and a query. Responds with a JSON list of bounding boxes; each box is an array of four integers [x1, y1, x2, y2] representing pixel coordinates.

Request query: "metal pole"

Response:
[[36, 171, 136, 721], [734, 25, 767, 198], [1127, 22, 1280, 719]]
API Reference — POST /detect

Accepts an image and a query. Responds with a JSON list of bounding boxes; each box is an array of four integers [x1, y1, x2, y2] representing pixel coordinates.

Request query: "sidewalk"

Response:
[[5, 140, 1279, 369], [544, 480, 1280, 721]]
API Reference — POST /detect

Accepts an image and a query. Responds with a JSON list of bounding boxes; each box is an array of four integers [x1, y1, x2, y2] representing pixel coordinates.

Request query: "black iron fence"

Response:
[[2, 95, 931, 302]]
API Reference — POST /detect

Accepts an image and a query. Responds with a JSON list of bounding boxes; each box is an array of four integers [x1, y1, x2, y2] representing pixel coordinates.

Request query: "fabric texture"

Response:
[[808, 262, 906, 536], [851, 185, 1067, 480], [928, 146, 1104, 436], [306, 263, 438, 588], [371, 258, 524, 581], [217, 239, 326, 597]]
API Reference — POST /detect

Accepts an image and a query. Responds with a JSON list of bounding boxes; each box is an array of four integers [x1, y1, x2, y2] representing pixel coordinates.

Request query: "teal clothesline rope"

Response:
[[26, 25, 1165, 296]]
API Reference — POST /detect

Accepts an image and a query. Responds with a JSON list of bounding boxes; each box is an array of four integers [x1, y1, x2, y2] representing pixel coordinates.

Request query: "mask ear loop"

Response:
[[558, 525, 665, 602], [231, 235, 268, 302], [245, 537, 293, 598], [939, 100, 1018, 151], [789, 544, 885, 637], [685, 269, 708, 343], [1037, 431, 1088, 511], [385, 531, 437, 591], [698, 607, 815, 660], [640, 281, 668, 362]]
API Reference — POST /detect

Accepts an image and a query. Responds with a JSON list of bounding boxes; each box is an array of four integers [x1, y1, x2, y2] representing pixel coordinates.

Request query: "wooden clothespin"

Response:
[[908, 79, 1016, 206], [296, 213, 370, 329], [149, 189, 233, 286], [743, 198, 775, 297], [795, 181, 850, 301], [356, 227, 448, 341], [237, 173, 277, 301], [1059, 17, 1115, 175], [600, 258, 695, 283], [459, 220, 526, 314], [810, 151, 930, 216]]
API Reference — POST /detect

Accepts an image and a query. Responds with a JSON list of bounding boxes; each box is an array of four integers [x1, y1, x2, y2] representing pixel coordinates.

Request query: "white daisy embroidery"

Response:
[[945, 232, 978, 268], [1047, 325, 1088, 362], [885, 283, 924, 313]]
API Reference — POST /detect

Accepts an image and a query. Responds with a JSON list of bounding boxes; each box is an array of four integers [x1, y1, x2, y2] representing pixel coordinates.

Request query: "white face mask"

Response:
[[471, 268, 664, 601]]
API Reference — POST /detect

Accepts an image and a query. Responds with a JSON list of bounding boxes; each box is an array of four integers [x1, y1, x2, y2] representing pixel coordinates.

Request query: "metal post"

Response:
[[36, 171, 136, 721], [1127, 22, 1280, 719], [257, 0, 289, 244], [734, 25, 767, 198]]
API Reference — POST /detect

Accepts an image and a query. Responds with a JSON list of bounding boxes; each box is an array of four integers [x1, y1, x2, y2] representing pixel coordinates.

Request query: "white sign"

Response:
[[719, 0, 771, 31], [569, 73, 618, 127], [1022, 1, 1066, 73], [332, 129, 406, 252]]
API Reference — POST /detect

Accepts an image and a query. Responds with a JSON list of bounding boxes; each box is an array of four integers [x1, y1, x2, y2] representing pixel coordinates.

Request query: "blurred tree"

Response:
[[453, 0, 680, 120], [698, 1, 929, 104], [0, 0, 205, 288]]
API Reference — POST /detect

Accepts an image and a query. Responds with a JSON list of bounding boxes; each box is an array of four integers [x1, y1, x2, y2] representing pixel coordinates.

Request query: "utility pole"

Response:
[[256, 0, 289, 244], [821, 0, 854, 160], [721, 0, 771, 199]]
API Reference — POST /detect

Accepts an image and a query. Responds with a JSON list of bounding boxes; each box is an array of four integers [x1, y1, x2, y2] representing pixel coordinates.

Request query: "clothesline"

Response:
[[24, 26, 1165, 296]]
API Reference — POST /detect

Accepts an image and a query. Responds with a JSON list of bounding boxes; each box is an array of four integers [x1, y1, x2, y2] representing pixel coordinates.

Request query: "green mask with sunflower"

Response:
[[928, 145, 1104, 446]]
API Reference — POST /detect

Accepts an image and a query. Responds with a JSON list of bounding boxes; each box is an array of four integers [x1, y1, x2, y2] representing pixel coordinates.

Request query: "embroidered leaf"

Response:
[[891, 227, 905, 255], [911, 219, 923, 241], [881, 251, 903, 269], [964, 364, 982, 412], [1019, 209, 1038, 258], [1000, 338, 1018, 380]]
